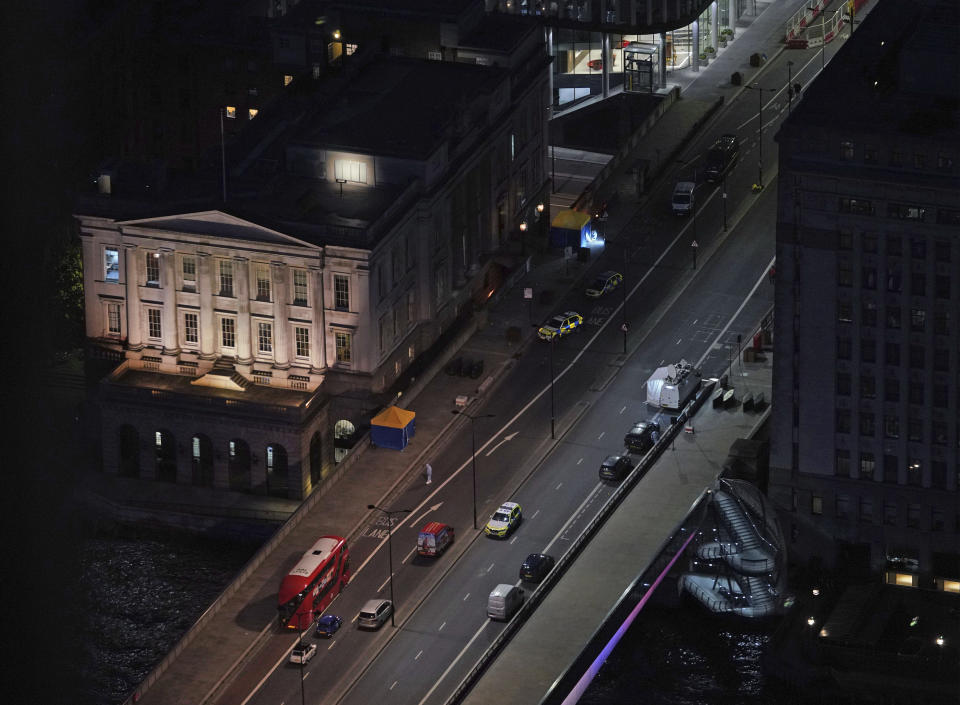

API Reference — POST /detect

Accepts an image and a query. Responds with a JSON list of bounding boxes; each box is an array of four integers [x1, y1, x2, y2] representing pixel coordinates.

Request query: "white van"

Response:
[[672, 181, 696, 215], [487, 583, 524, 621]]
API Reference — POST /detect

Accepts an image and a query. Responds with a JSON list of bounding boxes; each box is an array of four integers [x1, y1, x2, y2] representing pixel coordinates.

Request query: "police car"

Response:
[[484, 501, 523, 538], [586, 271, 622, 298], [537, 311, 584, 340]]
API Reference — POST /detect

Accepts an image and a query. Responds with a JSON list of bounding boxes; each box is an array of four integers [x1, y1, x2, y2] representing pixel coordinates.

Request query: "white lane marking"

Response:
[[328, 640, 336, 650], [736, 52, 821, 130], [402, 547, 417, 564], [532, 509, 540, 519], [555, 483, 563, 490], [486, 563, 494, 573], [577, 457, 584, 465], [439, 622, 446, 632], [510, 535, 518, 545], [597, 431, 605, 439], [415, 650, 423, 661], [303, 671, 311, 681], [378, 575, 391, 592], [676, 338, 682, 345], [619, 406, 627, 414], [408, 502, 444, 528], [421, 483, 608, 705], [463, 593, 470, 601], [484, 431, 519, 457], [390, 681, 398, 690], [691, 319, 698, 326], [695, 257, 775, 371]]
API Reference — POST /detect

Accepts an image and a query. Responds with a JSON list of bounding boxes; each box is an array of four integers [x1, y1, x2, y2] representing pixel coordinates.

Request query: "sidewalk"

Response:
[[129, 3, 801, 704]]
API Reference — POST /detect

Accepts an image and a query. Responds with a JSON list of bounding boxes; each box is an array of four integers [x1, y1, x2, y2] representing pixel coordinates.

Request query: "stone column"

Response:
[[692, 19, 700, 73], [197, 253, 216, 359], [311, 266, 326, 370], [160, 248, 179, 355], [272, 262, 290, 368], [601, 32, 610, 98], [730, 0, 738, 37], [660, 32, 668, 88], [547, 26, 554, 111], [235, 256, 253, 365], [124, 244, 143, 350]]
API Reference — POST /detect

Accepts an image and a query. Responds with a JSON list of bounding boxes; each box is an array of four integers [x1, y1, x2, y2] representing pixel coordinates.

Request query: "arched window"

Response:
[[334, 419, 356, 464], [228, 439, 251, 492], [119, 425, 140, 478], [191, 434, 214, 487], [154, 429, 177, 483], [265, 443, 288, 497], [309, 432, 323, 485]]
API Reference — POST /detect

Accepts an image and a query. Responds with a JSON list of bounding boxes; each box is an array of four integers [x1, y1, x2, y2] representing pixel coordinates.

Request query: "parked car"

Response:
[[357, 599, 393, 629], [624, 420, 661, 453], [290, 641, 317, 664], [314, 614, 342, 637], [538, 311, 584, 340], [599, 454, 633, 482], [519, 553, 556, 583], [417, 522, 455, 556], [586, 271, 623, 298], [484, 501, 523, 538], [587, 58, 603, 70], [671, 181, 696, 215]]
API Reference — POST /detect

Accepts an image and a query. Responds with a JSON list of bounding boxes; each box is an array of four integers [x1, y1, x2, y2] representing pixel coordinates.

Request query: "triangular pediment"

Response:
[[119, 211, 317, 249]]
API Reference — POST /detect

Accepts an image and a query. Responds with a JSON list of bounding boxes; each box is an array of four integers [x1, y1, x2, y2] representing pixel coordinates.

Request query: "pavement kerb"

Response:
[[329, 399, 592, 705]]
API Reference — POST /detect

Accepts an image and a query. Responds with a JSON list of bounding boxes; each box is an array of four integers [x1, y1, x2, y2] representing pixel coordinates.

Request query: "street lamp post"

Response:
[[451, 410, 495, 529], [366, 504, 411, 627], [622, 243, 629, 355], [549, 335, 556, 438], [295, 611, 311, 705], [746, 83, 766, 189]]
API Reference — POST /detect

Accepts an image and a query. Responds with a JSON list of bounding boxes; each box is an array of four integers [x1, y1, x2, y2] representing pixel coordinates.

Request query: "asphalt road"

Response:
[[228, 41, 829, 705]]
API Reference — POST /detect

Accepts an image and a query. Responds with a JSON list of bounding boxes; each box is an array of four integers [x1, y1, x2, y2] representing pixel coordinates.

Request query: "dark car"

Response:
[[599, 454, 633, 482], [624, 420, 661, 454], [519, 553, 556, 583], [314, 614, 342, 637], [704, 134, 740, 182]]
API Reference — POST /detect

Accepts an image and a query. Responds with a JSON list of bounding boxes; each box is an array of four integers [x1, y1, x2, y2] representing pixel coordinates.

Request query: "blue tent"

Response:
[[370, 406, 416, 450]]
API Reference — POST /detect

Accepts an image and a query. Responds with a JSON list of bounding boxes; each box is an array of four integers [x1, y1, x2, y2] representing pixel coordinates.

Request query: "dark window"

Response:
[[859, 411, 875, 436], [909, 344, 925, 369], [862, 266, 877, 290], [864, 147, 878, 164], [884, 378, 900, 402], [883, 502, 897, 526], [937, 209, 960, 226], [837, 337, 851, 360], [836, 372, 851, 396], [838, 301, 853, 322], [931, 508, 945, 532], [911, 238, 926, 259], [840, 141, 854, 160], [860, 497, 873, 523], [839, 198, 874, 215], [934, 310, 949, 335], [883, 454, 898, 483], [885, 342, 900, 366], [934, 348, 949, 371], [886, 264, 902, 292], [888, 203, 927, 221], [907, 504, 920, 529], [931, 461, 947, 488], [887, 235, 902, 256], [913, 154, 926, 169], [862, 232, 878, 253], [838, 229, 853, 250], [906, 460, 922, 486], [937, 154, 954, 171], [861, 339, 876, 362], [884, 415, 899, 439], [935, 275, 951, 299], [908, 382, 924, 405], [838, 260, 853, 286], [862, 300, 877, 325], [911, 272, 926, 296], [911, 308, 926, 332], [860, 374, 876, 399], [908, 418, 923, 442], [934, 240, 952, 262], [860, 452, 876, 479], [891, 151, 903, 166], [835, 449, 851, 475], [933, 384, 948, 408], [932, 420, 948, 446], [886, 305, 901, 329], [836, 409, 851, 433]]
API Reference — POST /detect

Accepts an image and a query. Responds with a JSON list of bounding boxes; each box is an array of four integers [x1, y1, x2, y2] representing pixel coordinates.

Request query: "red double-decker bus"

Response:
[[278, 535, 350, 629]]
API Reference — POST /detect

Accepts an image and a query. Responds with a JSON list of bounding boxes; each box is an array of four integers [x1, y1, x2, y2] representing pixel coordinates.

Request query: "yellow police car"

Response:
[[484, 501, 522, 538], [537, 311, 584, 341], [585, 270, 623, 298]]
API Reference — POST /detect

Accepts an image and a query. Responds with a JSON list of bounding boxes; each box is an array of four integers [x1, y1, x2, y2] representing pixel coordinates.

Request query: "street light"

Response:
[[451, 410, 495, 529], [745, 83, 767, 190], [293, 610, 312, 705], [366, 503, 411, 627]]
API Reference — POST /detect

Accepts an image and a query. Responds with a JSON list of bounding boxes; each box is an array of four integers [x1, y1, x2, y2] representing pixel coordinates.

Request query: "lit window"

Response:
[[221, 317, 236, 348], [811, 496, 823, 515], [346, 43, 358, 56], [294, 326, 310, 358], [428, 50, 441, 61], [146, 252, 160, 286], [333, 274, 349, 310], [248, 108, 259, 120], [283, 74, 293, 87], [293, 269, 308, 306], [894, 573, 915, 587], [147, 309, 162, 339], [334, 159, 368, 184], [184, 312, 198, 344], [335, 331, 352, 362], [257, 321, 273, 354], [104, 248, 119, 282], [225, 106, 237, 119], [942, 580, 960, 593], [107, 303, 121, 334], [218, 260, 234, 297], [182, 255, 196, 290]]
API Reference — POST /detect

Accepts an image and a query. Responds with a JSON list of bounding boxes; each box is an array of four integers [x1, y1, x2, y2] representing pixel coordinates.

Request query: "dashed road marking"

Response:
[[555, 482, 563, 490], [439, 622, 446, 632], [415, 650, 423, 661], [463, 593, 470, 601]]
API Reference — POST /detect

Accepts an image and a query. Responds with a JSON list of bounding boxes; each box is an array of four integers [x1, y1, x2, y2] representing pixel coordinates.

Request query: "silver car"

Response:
[[357, 598, 393, 629]]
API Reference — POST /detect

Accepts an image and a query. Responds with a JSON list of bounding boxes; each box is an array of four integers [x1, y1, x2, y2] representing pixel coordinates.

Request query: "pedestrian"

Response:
[[425, 462, 432, 485], [768, 265, 776, 283]]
